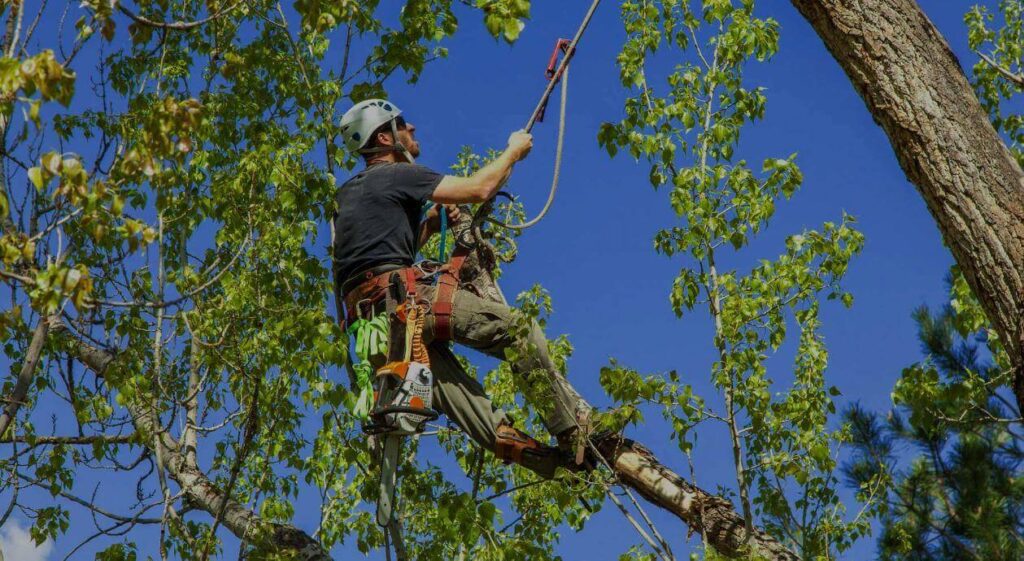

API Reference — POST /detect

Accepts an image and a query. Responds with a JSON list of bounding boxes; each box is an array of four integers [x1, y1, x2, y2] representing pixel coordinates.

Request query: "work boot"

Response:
[[495, 422, 570, 479]]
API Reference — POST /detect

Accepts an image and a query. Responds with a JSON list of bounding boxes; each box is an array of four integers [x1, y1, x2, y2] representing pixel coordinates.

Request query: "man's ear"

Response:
[[376, 130, 395, 147]]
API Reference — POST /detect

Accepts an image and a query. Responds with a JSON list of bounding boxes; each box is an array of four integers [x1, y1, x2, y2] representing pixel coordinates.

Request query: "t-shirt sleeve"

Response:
[[391, 164, 444, 205]]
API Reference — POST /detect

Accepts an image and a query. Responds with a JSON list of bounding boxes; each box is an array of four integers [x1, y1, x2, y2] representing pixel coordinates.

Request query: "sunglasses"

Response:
[[393, 116, 407, 130]]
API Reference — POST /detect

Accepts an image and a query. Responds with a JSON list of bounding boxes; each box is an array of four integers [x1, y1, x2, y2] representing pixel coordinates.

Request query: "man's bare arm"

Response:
[[431, 131, 532, 204]]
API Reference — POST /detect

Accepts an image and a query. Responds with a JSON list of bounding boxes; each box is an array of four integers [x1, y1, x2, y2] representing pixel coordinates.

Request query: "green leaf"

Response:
[[28, 166, 44, 190]]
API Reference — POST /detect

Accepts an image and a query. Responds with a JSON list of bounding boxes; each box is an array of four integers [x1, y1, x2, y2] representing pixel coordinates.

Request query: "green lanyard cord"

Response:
[[346, 313, 389, 419]]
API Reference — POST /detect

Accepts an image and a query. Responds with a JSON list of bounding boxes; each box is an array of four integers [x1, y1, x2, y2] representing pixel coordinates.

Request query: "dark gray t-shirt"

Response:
[[332, 162, 443, 289]]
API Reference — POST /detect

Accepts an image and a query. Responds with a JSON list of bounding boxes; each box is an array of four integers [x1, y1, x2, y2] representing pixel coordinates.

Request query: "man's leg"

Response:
[[426, 342, 567, 478], [420, 282, 584, 442]]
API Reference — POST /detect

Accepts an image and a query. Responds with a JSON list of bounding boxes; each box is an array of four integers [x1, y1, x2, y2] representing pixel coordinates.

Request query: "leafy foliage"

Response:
[[966, 0, 1024, 165], [0, 1, 584, 559], [598, 1, 867, 558]]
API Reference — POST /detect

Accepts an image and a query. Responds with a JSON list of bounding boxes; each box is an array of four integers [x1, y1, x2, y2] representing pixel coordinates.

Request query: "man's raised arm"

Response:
[[431, 130, 533, 204]]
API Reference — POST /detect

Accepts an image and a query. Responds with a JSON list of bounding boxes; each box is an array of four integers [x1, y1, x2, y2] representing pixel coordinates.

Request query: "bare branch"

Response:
[[63, 333, 332, 561], [0, 434, 134, 446], [0, 317, 51, 438], [117, 1, 246, 31], [3, 0, 24, 58], [0, 268, 35, 285], [16, 471, 163, 525], [979, 53, 1024, 89], [91, 237, 250, 309], [17, 0, 45, 57]]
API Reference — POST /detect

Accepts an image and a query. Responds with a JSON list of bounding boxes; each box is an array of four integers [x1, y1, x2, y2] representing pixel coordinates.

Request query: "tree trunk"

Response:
[[790, 0, 1024, 407]]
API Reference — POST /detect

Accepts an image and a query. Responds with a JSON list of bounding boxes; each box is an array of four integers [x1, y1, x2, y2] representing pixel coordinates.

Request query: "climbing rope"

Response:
[[486, 62, 569, 231], [477, 0, 601, 231]]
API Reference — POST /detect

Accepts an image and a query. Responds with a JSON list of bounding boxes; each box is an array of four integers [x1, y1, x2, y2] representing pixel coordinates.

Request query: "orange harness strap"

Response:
[[431, 247, 469, 342]]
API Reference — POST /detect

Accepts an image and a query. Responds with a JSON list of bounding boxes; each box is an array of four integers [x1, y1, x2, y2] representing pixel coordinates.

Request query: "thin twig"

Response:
[[476, 478, 547, 503], [17, 0, 46, 58], [117, 0, 246, 31], [91, 237, 250, 308], [16, 471, 163, 524]]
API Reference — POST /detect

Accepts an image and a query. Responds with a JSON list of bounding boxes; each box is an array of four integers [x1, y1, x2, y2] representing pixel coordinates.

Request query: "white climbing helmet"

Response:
[[339, 99, 414, 162]]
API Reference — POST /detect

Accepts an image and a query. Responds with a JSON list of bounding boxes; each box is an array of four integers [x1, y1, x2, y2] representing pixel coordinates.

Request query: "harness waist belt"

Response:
[[341, 263, 406, 295], [341, 251, 469, 342]]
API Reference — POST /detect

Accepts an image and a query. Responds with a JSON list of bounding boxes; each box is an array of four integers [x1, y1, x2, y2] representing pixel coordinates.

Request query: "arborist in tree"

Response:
[[333, 99, 587, 478]]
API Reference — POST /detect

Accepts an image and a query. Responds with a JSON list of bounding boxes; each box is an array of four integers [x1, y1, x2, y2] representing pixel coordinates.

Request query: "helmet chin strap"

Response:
[[389, 118, 416, 164], [359, 117, 415, 163]]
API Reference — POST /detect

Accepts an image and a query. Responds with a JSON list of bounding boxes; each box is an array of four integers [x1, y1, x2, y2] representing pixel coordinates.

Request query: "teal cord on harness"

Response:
[[419, 202, 449, 268], [438, 205, 448, 263]]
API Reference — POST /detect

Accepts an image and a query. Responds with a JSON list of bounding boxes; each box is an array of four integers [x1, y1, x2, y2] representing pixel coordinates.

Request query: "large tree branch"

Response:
[[61, 327, 332, 561], [0, 317, 50, 438], [599, 438, 799, 560], [452, 217, 799, 560], [790, 0, 1024, 408]]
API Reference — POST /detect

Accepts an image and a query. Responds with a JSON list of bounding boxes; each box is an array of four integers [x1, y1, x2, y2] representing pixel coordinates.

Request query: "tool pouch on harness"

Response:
[[365, 271, 438, 436]]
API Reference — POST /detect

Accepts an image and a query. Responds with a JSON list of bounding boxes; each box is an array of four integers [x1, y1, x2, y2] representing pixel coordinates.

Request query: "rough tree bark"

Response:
[[790, 0, 1024, 407], [59, 326, 331, 561], [456, 218, 799, 561]]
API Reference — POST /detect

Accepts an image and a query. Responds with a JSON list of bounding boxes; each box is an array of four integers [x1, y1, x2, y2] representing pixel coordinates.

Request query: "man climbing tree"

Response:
[[5, 1, 1022, 560], [333, 98, 586, 478]]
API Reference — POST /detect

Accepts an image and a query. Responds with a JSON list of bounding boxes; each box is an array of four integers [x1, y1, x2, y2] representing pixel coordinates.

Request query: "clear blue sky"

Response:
[[3, 1, 987, 559]]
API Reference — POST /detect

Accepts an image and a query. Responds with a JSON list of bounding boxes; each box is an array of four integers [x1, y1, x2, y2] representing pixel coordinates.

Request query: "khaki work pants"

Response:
[[359, 277, 583, 476]]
